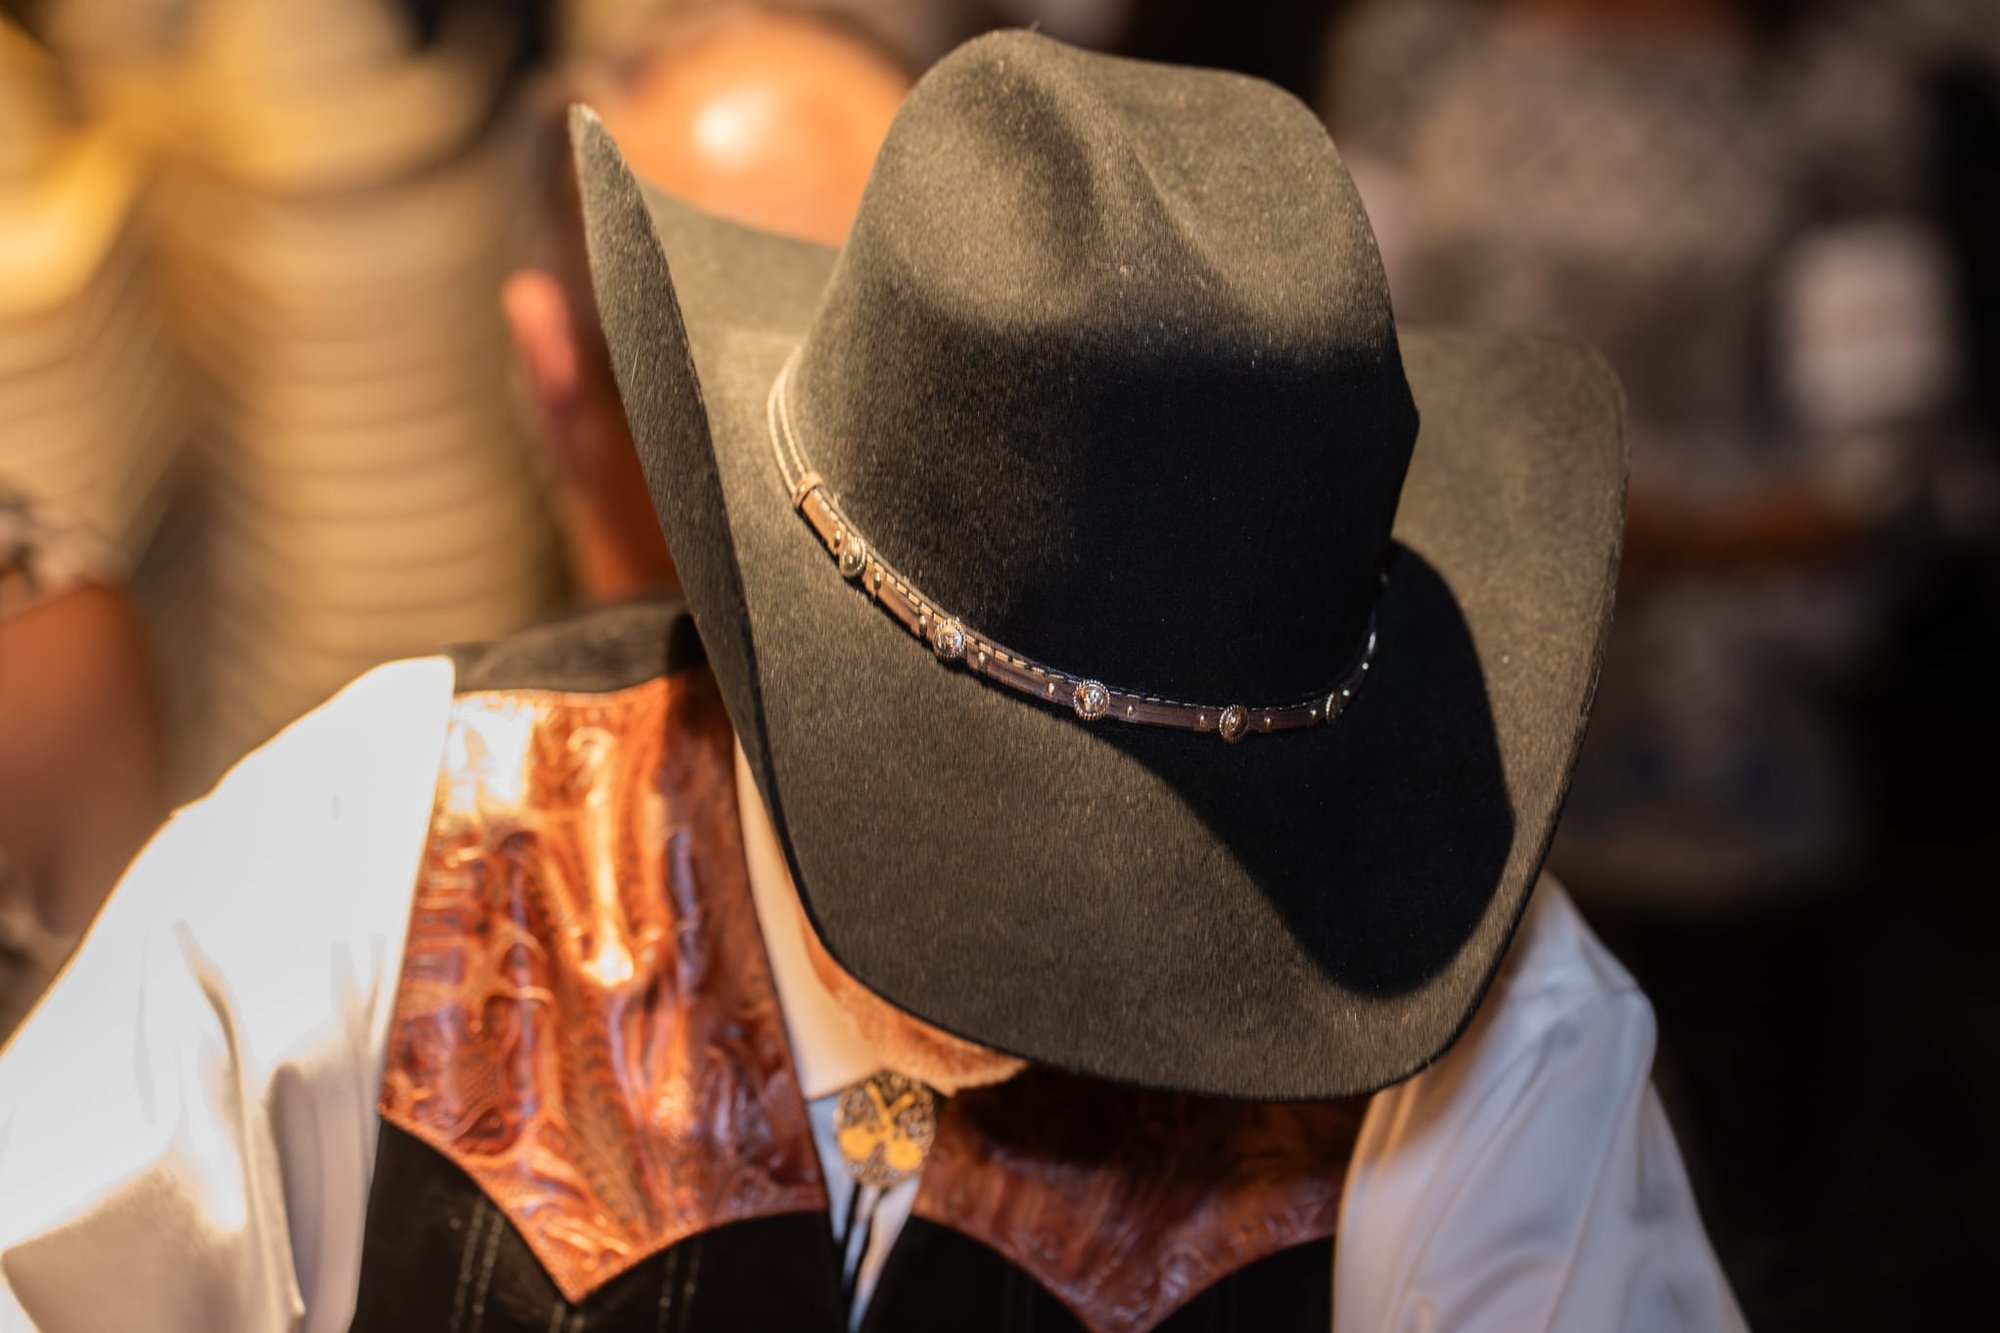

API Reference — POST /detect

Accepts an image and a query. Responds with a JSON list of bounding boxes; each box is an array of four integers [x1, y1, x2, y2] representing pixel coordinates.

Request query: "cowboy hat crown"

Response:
[[787, 36, 1417, 701]]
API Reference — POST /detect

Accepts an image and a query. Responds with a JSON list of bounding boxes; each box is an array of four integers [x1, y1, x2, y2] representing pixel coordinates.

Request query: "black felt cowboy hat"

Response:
[[572, 30, 1625, 1100]]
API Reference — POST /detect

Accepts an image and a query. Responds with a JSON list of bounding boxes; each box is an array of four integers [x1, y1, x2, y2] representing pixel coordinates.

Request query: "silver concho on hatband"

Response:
[[769, 356, 1381, 741]]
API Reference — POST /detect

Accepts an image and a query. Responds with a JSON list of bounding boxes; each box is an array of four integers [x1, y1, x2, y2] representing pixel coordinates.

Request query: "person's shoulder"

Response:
[[128, 653, 462, 1010], [198, 596, 698, 871], [1336, 880, 1746, 1332], [0, 653, 465, 1330], [192, 654, 459, 861], [444, 597, 700, 695], [1480, 876, 1649, 1045], [1344, 878, 1654, 1167], [245, 653, 458, 770], [1361, 876, 1656, 1154]]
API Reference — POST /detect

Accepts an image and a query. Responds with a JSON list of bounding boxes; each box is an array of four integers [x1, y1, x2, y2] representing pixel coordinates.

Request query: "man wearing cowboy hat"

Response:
[[0, 32, 1744, 1332]]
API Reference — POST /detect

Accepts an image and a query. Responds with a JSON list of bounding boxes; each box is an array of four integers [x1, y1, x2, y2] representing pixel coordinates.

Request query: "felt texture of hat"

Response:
[[575, 31, 1627, 1100]]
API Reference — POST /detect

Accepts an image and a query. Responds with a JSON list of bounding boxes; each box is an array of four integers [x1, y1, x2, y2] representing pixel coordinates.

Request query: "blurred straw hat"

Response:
[[0, 21, 143, 318]]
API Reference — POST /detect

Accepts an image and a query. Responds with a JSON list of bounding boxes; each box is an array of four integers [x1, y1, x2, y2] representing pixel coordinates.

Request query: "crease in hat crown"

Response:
[[779, 30, 1421, 708]]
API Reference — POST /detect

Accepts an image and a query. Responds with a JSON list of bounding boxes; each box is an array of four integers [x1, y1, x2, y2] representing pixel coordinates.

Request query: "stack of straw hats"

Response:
[[0, 18, 188, 572], [7, 0, 562, 786], [153, 0, 558, 773]]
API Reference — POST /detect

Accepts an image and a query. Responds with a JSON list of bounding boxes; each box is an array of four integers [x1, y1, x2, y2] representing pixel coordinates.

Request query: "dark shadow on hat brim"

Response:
[[575, 108, 1626, 1100]]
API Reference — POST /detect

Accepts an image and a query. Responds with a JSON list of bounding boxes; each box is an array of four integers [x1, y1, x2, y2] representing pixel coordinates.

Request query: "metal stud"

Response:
[[930, 617, 967, 661], [1073, 680, 1110, 721], [804, 493, 1378, 738], [838, 537, 868, 580]]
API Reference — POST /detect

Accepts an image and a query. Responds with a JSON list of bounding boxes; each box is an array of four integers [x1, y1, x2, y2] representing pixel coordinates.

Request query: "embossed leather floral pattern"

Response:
[[915, 1070, 1365, 1333], [378, 672, 828, 1304]]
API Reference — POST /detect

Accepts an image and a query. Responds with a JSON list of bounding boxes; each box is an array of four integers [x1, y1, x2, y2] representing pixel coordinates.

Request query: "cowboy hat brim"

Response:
[[574, 106, 1625, 1100]]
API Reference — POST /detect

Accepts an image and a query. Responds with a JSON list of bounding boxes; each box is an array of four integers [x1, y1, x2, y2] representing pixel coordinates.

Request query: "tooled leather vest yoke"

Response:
[[348, 601, 1363, 1333]]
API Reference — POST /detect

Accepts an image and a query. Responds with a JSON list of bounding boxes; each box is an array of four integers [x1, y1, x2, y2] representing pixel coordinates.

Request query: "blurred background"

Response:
[[0, 0, 1994, 1325]]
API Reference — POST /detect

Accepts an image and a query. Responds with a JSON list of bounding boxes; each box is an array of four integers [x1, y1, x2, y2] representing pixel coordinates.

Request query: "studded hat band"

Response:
[[767, 358, 1380, 741]]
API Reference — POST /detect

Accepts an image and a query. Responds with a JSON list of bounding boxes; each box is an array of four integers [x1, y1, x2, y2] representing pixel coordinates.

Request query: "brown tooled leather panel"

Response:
[[378, 671, 828, 1304], [914, 1070, 1366, 1333]]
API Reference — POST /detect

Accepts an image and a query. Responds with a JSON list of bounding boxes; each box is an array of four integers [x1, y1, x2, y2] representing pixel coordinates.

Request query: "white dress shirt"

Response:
[[735, 743, 918, 1326], [0, 657, 1748, 1331]]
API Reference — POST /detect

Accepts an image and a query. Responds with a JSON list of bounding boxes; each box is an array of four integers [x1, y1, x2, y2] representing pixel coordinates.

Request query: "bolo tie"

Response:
[[831, 1070, 940, 1307]]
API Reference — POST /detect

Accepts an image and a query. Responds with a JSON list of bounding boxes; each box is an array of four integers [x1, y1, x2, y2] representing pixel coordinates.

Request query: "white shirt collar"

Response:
[[734, 742, 882, 1101]]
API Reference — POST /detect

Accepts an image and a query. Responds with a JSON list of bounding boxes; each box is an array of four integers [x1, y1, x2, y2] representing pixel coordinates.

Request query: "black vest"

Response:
[[348, 602, 1361, 1333]]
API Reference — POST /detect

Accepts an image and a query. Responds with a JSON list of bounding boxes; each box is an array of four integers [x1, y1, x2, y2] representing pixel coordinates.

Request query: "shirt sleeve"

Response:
[[1334, 883, 1748, 1333], [0, 658, 455, 1333]]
